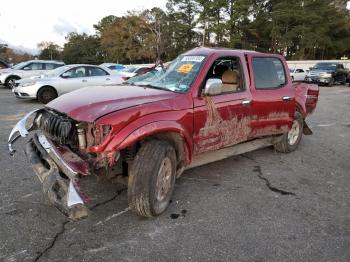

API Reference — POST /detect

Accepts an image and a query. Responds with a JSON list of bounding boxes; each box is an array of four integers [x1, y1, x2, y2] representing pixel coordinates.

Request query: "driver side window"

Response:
[[61, 67, 86, 78], [203, 56, 245, 95]]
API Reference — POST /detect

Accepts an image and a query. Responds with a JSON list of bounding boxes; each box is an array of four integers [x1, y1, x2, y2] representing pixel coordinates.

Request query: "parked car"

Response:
[[305, 62, 349, 86], [0, 59, 10, 69], [0, 60, 65, 88], [100, 63, 125, 71], [13, 64, 123, 104], [8, 48, 319, 220], [289, 68, 306, 81], [119, 65, 154, 80]]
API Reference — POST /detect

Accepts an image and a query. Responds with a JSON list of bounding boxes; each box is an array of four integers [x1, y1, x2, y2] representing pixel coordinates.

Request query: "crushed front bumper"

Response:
[[8, 110, 89, 220]]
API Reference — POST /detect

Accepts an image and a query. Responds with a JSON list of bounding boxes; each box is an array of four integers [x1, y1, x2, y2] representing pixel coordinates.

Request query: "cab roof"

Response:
[[184, 47, 259, 56]]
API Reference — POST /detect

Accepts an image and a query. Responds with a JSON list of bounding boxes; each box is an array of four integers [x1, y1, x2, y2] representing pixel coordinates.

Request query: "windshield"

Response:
[[313, 63, 337, 70], [11, 61, 28, 70], [127, 55, 206, 92], [126, 69, 164, 85], [44, 65, 72, 77]]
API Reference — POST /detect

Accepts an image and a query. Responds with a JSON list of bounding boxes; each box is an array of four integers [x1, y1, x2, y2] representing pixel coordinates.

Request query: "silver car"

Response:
[[0, 60, 65, 88], [13, 64, 123, 103]]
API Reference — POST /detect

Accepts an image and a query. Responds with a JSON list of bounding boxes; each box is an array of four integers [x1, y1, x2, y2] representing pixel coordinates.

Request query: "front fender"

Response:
[[105, 120, 193, 161]]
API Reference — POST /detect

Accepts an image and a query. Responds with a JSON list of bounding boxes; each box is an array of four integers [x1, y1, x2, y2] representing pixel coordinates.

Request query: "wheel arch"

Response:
[[5, 74, 21, 82], [107, 121, 193, 173]]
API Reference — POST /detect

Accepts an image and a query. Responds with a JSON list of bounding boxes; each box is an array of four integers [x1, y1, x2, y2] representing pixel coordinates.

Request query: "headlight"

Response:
[[20, 81, 37, 87]]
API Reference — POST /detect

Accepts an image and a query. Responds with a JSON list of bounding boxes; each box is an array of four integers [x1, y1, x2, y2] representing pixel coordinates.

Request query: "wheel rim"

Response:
[[8, 79, 16, 88], [288, 120, 300, 145], [156, 157, 173, 202], [42, 90, 54, 102]]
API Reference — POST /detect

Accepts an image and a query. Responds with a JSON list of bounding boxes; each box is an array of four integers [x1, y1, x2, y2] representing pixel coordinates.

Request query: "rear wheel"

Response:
[[37, 86, 57, 104], [274, 112, 303, 153], [128, 140, 177, 217], [5, 76, 20, 89]]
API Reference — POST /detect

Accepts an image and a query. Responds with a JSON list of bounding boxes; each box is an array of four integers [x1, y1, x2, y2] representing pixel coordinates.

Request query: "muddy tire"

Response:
[[37, 86, 57, 104], [128, 140, 177, 217], [274, 112, 303, 153]]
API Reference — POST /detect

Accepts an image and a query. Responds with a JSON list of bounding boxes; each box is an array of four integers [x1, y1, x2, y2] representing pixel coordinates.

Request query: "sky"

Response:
[[0, 0, 167, 54]]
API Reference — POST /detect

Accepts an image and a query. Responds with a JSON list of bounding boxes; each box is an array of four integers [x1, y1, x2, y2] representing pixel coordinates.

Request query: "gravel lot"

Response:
[[0, 85, 349, 262]]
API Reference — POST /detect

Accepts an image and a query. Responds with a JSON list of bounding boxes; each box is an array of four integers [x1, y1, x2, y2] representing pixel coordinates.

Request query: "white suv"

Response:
[[0, 60, 65, 88]]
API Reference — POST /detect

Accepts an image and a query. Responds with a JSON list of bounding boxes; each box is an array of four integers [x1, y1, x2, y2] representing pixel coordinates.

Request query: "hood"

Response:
[[0, 68, 14, 74], [17, 76, 55, 84], [47, 85, 179, 122]]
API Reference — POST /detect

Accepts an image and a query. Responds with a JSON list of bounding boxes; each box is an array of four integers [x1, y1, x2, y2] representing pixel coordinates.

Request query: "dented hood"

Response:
[[46, 85, 178, 122]]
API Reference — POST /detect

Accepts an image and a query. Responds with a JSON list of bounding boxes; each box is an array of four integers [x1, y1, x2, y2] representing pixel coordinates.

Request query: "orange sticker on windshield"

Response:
[[177, 64, 194, 74]]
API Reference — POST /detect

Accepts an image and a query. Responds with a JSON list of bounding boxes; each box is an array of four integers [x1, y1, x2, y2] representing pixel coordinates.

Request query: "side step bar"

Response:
[[187, 136, 282, 170]]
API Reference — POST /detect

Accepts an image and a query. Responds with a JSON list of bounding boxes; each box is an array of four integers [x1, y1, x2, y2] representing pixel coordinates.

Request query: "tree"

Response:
[[93, 15, 118, 35], [62, 33, 103, 64], [142, 8, 171, 60], [100, 13, 159, 64], [37, 41, 62, 60], [166, 0, 202, 57]]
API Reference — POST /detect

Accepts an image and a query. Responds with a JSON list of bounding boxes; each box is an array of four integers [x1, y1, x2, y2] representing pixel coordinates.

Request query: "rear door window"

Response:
[[26, 63, 44, 70], [252, 57, 287, 90]]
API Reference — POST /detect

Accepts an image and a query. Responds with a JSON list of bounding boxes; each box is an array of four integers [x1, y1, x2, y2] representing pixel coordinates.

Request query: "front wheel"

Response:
[[328, 77, 334, 87], [274, 112, 303, 153], [128, 140, 177, 217], [5, 76, 20, 89], [37, 86, 57, 104]]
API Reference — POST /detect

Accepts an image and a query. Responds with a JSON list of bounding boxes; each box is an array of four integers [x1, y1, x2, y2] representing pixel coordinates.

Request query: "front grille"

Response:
[[39, 110, 77, 144]]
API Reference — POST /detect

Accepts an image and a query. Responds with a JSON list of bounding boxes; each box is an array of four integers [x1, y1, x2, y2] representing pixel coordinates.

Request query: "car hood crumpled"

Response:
[[46, 85, 178, 122]]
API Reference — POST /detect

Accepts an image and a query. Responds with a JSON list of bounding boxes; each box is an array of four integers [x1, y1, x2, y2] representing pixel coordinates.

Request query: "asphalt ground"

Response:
[[0, 85, 349, 262]]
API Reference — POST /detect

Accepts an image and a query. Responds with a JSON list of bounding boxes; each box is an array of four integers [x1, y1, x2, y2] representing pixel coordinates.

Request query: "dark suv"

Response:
[[305, 62, 349, 86]]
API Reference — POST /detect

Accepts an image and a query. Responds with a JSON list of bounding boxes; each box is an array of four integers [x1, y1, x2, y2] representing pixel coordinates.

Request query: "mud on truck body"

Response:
[[8, 48, 319, 220]]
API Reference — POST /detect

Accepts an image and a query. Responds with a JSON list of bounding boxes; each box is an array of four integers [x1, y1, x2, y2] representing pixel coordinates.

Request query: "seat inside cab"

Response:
[[204, 57, 243, 94], [222, 70, 240, 92]]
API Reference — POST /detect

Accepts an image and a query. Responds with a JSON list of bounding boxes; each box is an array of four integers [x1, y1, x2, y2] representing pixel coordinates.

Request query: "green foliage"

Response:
[[37, 42, 61, 60], [62, 33, 103, 64], [58, 0, 350, 64]]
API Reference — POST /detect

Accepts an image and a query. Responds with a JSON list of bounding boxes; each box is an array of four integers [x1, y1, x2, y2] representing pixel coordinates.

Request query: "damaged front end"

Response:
[[8, 108, 109, 220]]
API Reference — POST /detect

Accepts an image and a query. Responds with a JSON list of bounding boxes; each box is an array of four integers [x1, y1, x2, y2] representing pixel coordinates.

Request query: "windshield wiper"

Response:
[[137, 84, 170, 91]]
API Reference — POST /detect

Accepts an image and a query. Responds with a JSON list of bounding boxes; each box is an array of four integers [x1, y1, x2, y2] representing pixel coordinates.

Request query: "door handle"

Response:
[[241, 100, 251, 106], [282, 96, 292, 102], [106, 78, 111, 81], [82, 79, 87, 82]]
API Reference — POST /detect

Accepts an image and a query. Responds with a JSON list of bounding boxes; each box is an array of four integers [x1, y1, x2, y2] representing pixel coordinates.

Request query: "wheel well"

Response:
[[37, 85, 58, 98], [123, 131, 189, 176], [5, 75, 21, 82]]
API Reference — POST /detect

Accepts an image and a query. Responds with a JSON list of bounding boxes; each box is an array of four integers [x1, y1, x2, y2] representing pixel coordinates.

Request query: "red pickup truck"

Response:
[[8, 48, 319, 220]]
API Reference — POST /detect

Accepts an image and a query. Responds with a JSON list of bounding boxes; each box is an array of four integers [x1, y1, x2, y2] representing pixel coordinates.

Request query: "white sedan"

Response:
[[13, 64, 123, 103], [289, 68, 307, 81]]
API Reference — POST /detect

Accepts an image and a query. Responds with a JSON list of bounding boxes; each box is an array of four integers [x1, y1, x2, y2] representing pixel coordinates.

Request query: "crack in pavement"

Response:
[[241, 155, 296, 196], [33, 188, 127, 261], [90, 188, 127, 210], [33, 220, 69, 262]]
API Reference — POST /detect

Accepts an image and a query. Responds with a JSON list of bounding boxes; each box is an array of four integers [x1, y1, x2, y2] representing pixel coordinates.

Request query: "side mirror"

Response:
[[309, 67, 313, 70], [204, 78, 223, 96], [23, 67, 31, 71], [61, 72, 71, 78]]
